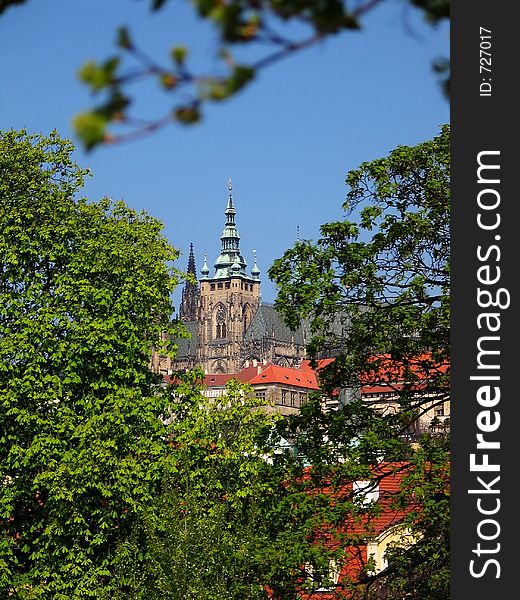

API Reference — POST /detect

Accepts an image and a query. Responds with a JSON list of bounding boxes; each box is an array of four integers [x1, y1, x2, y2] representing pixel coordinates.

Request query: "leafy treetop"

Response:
[[269, 124, 450, 598], [0, 129, 184, 598]]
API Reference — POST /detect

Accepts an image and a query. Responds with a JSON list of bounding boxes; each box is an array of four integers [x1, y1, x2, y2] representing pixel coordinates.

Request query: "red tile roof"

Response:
[[300, 358, 335, 372], [203, 373, 234, 387], [360, 353, 449, 381], [200, 363, 320, 391], [203, 363, 267, 387], [248, 364, 319, 389]]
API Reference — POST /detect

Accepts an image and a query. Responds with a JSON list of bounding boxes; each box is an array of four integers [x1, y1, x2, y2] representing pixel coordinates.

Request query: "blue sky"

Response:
[[0, 0, 449, 307]]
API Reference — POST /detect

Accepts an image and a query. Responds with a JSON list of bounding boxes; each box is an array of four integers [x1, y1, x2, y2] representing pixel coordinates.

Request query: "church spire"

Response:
[[187, 242, 196, 276], [179, 242, 199, 322], [213, 178, 247, 278]]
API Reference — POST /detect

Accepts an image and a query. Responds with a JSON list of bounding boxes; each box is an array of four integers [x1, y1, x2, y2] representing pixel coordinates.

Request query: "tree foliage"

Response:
[[270, 123, 450, 426], [0, 126, 452, 598], [76, 0, 449, 149], [269, 124, 450, 598], [0, 0, 449, 149], [0, 130, 183, 597], [106, 377, 346, 600]]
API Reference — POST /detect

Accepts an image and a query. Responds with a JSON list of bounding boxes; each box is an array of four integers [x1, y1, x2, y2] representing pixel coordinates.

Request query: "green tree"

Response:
[[0, 0, 449, 149], [0, 130, 183, 598], [109, 377, 344, 599], [269, 124, 450, 598]]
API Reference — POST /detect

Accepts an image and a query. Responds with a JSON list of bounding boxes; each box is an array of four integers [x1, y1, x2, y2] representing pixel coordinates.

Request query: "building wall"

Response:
[[198, 275, 261, 373], [251, 383, 308, 416], [364, 391, 450, 435]]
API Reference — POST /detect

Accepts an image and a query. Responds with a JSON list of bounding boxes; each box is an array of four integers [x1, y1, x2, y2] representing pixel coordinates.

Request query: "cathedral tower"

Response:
[[198, 179, 261, 373]]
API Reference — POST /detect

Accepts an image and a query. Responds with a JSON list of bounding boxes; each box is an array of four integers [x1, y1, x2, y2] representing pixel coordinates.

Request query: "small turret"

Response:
[[251, 250, 260, 280], [201, 253, 210, 279]]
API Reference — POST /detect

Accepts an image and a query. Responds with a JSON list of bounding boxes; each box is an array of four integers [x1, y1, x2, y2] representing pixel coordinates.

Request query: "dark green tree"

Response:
[[0, 130, 184, 598], [269, 124, 450, 599]]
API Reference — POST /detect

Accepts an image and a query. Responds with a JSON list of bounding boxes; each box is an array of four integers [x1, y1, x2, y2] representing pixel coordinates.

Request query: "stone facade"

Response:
[[197, 266, 261, 374]]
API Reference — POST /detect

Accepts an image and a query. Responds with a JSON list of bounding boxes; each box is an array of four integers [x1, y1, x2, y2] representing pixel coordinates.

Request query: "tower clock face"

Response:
[[216, 306, 226, 324]]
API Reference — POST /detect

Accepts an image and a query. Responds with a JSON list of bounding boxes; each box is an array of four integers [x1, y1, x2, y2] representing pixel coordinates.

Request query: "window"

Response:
[[255, 389, 266, 401], [281, 389, 287, 405], [353, 480, 380, 504], [210, 284, 215, 291], [304, 560, 340, 592], [217, 282, 223, 289], [434, 403, 445, 417], [225, 281, 230, 289], [290, 391, 297, 407]]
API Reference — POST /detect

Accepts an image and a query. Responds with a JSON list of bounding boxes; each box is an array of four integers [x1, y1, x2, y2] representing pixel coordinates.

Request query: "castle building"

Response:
[[156, 180, 309, 376]]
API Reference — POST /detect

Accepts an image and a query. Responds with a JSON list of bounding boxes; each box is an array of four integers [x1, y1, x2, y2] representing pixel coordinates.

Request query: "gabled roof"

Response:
[[201, 362, 320, 391], [248, 364, 319, 390], [359, 352, 450, 393], [304, 461, 421, 536]]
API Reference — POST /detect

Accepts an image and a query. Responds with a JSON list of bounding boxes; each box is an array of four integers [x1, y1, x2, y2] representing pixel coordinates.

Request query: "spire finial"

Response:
[[228, 177, 233, 204], [226, 177, 235, 213]]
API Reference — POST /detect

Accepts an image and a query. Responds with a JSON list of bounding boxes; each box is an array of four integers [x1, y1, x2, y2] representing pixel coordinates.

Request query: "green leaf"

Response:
[[116, 26, 133, 50], [77, 57, 119, 92], [170, 45, 188, 66], [72, 112, 108, 150]]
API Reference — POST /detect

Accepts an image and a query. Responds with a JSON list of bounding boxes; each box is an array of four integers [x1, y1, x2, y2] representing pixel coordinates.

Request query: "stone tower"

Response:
[[179, 242, 199, 322], [198, 179, 261, 373]]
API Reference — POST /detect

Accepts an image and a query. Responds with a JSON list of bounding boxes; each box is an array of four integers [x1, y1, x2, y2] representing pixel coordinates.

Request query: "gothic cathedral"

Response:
[[153, 180, 309, 376]]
